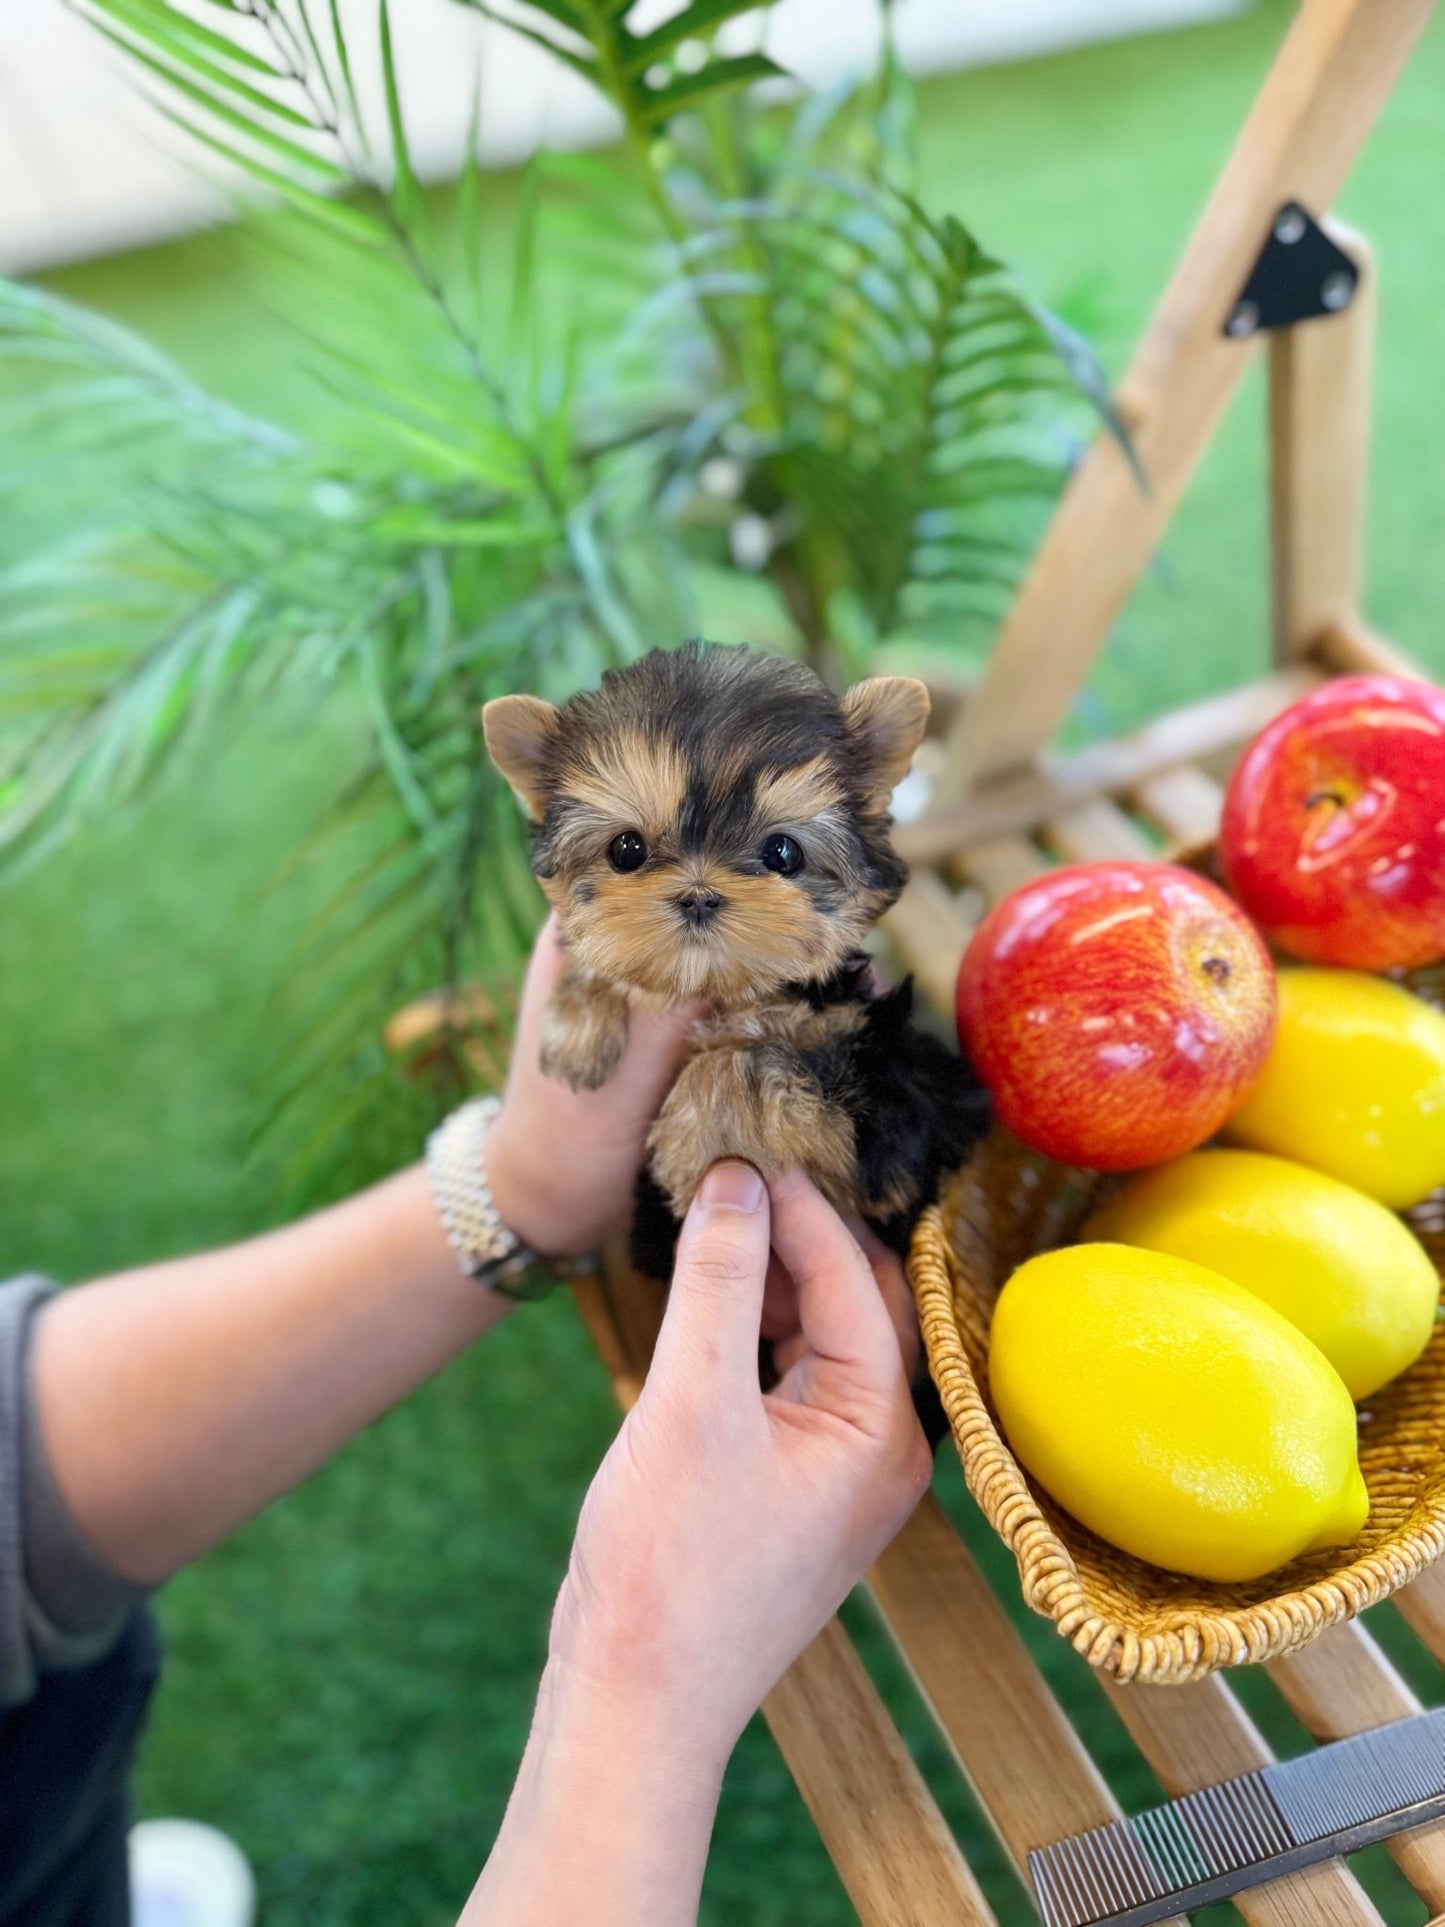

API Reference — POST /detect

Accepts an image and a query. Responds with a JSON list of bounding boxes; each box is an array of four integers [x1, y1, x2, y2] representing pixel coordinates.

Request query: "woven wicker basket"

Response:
[[909, 939, 1445, 1687]]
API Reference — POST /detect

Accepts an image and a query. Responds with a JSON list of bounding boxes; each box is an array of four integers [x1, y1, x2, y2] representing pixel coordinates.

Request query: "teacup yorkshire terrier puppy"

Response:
[[483, 641, 990, 1276]]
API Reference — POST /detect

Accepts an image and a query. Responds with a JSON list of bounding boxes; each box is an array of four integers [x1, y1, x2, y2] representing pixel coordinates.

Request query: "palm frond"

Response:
[[0, 279, 293, 461], [0, 0, 1123, 1199], [606, 131, 1121, 655], [458, 0, 782, 133]]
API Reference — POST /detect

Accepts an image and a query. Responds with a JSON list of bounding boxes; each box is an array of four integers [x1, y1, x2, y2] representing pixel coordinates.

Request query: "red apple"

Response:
[[1219, 674, 1445, 970], [957, 862, 1277, 1170]]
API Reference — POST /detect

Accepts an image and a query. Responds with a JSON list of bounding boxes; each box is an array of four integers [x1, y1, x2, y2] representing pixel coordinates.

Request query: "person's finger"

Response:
[[605, 991, 698, 1119], [870, 1248, 921, 1378], [771, 1227, 918, 1387], [840, 1220, 920, 1374], [649, 1161, 770, 1390], [509, 914, 569, 1068], [510, 915, 696, 1118], [851, 1219, 888, 1262], [760, 1250, 800, 1343], [771, 1327, 809, 1378], [767, 1170, 900, 1382]]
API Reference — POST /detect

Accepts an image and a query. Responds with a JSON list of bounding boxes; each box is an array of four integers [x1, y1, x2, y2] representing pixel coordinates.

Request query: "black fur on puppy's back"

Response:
[[803, 974, 993, 1256], [630, 1165, 687, 1285]]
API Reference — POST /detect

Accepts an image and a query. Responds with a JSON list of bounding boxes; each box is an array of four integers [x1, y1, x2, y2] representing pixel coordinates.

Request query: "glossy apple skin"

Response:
[[956, 862, 1277, 1170], [1219, 674, 1445, 969]]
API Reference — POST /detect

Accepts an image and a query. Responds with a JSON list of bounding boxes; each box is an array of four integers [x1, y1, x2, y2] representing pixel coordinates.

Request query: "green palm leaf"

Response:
[[0, 0, 1122, 1198]]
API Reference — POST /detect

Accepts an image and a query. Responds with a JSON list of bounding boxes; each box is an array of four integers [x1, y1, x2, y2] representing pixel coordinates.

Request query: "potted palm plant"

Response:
[[0, 0, 1115, 1198]]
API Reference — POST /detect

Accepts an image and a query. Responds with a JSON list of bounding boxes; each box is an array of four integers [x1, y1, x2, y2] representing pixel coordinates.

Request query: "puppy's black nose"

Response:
[[675, 888, 723, 927]]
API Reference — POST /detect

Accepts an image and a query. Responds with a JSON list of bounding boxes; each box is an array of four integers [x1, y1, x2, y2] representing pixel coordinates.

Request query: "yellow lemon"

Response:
[[989, 1244, 1368, 1582], [1224, 968, 1445, 1209], [1084, 1149, 1439, 1399]]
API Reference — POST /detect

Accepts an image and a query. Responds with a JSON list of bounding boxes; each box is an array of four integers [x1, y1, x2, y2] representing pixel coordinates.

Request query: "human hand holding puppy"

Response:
[[483, 913, 699, 1259], [463, 1162, 930, 1926]]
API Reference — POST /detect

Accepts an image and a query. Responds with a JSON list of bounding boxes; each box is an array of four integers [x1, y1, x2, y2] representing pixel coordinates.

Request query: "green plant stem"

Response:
[[701, 94, 783, 437], [574, 6, 842, 668], [564, 1, 758, 418]]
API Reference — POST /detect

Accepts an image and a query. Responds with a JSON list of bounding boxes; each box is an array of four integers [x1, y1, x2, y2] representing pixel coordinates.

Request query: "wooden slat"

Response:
[[569, 1267, 646, 1411], [1268, 1620, 1421, 1738], [1395, 1560, 1445, 1659], [868, 1497, 1136, 1884], [935, 0, 1435, 794], [880, 871, 974, 1017], [1043, 796, 1156, 864], [581, 1236, 666, 1391], [1268, 1622, 1445, 1910], [949, 834, 1049, 903], [1316, 616, 1425, 681], [764, 1618, 1000, 1927], [1269, 226, 1376, 662], [898, 668, 1320, 868], [1101, 1675, 1385, 1926], [921, 671, 975, 740], [1132, 766, 1226, 850]]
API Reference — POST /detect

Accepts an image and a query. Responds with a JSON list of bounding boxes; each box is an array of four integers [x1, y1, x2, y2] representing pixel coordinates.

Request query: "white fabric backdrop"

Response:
[[0, 0, 1246, 274]]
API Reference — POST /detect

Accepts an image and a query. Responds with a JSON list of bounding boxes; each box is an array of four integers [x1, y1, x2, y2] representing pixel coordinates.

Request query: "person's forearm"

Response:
[[462, 1659, 725, 1926], [33, 1165, 508, 1585]]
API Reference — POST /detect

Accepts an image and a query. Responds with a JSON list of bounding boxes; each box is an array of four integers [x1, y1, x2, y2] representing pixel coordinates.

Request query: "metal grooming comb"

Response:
[[1029, 1706, 1445, 1927]]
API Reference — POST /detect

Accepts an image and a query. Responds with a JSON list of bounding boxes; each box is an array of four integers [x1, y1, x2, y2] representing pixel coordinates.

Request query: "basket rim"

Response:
[[909, 1163, 1445, 1687]]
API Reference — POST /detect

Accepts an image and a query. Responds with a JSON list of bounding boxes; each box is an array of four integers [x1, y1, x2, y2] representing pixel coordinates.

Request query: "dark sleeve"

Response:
[[0, 1277, 145, 1711]]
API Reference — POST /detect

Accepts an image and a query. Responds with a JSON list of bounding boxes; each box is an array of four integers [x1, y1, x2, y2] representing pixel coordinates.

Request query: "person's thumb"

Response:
[[649, 1161, 770, 1390]]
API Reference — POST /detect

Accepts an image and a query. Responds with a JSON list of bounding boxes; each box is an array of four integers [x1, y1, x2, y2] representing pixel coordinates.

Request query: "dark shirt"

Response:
[[0, 1278, 143, 1712], [0, 1278, 156, 1925]]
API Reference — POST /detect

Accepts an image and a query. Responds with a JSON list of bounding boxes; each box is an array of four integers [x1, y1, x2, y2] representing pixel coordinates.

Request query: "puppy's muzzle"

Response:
[[675, 888, 723, 930]]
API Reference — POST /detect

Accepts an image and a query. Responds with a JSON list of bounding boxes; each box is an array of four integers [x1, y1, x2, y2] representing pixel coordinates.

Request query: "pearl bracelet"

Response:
[[425, 1095, 555, 1299]]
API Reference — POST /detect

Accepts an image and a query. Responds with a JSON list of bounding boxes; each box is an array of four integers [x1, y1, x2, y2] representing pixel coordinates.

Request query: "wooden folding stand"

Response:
[[572, 3, 1445, 1921]]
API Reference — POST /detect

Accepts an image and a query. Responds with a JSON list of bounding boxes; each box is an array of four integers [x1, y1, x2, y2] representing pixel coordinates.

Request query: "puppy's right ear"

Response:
[[482, 695, 559, 820]]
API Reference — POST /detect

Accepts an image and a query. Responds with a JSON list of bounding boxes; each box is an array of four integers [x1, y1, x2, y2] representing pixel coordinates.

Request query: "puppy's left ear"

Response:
[[840, 677, 930, 807], [483, 694, 559, 819]]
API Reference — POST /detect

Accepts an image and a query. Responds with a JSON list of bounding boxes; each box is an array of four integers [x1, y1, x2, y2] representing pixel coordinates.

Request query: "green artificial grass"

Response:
[[7, 2, 1445, 1920]]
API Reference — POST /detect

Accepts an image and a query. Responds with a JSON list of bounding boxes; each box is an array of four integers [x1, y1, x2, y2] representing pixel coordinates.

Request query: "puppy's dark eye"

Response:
[[608, 830, 649, 873], [760, 832, 805, 876]]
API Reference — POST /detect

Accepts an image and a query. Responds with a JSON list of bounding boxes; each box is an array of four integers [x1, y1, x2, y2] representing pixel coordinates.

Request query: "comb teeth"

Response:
[[1265, 1708, 1445, 1841], [1028, 1708, 1445, 1927], [1030, 1819, 1166, 1926]]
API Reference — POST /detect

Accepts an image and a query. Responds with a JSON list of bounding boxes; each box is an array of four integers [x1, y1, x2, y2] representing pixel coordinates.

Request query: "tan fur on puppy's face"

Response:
[[563, 733, 688, 843], [496, 644, 919, 1004], [554, 855, 861, 1003]]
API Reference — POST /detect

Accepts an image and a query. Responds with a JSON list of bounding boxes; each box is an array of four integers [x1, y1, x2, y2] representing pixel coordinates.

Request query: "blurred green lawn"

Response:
[[6, 2, 1445, 1920]]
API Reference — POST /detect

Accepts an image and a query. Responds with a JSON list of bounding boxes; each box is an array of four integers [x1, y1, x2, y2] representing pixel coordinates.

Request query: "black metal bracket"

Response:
[[1222, 202, 1359, 338]]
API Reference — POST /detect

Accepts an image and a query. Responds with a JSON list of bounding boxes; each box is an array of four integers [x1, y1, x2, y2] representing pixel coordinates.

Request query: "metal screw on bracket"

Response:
[[1226, 299, 1261, 338], [1222, 201, 1360, 337]]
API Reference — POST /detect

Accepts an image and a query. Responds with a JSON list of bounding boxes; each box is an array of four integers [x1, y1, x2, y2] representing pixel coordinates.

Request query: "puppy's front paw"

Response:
[[648, 1043, 859, 1216], [646, 1048, 782, 1215], [539, 974, 630, 1090]]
